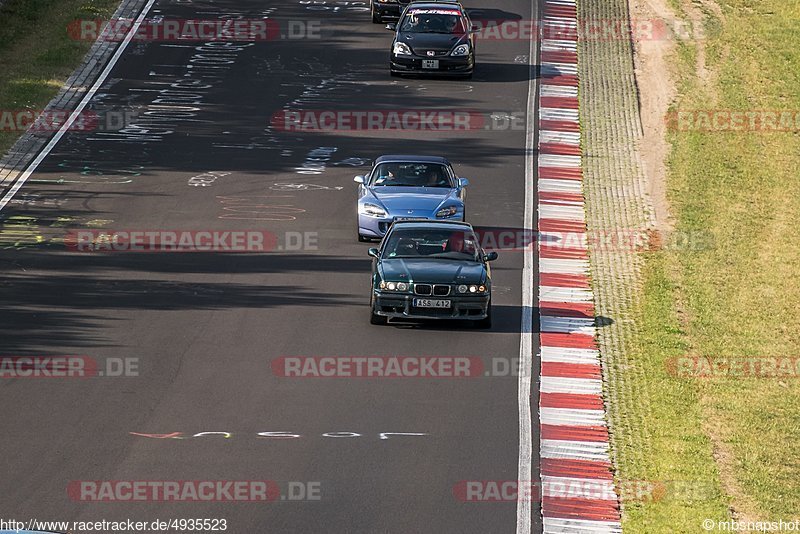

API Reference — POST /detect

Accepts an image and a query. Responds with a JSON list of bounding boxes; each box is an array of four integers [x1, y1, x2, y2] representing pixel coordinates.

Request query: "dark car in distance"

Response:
[[368, 220, 497, 328], [371, 0, 411, 23], [387, 1, 476, 78]]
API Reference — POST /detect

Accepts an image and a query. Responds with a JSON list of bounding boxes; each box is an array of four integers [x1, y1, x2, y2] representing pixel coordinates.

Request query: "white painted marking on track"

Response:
[[517, 5, 538, 532], [0, 0, 159, 211], [539, 285, 594, 303], [538, 179, 583, 194], [541, 376, 603, 395], [540, 85, 579, 97], [539, 258, 591, 275], [540, 407, 607, 426], [540, 439, 610, 461], [543, 517, 623, 534], [540, 346, 600, 365], [540, 316, 596, 335], [540, 131, 581, 145]]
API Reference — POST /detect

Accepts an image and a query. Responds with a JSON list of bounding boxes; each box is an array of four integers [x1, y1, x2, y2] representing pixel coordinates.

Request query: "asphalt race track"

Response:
[[0, 0, 540, 531]]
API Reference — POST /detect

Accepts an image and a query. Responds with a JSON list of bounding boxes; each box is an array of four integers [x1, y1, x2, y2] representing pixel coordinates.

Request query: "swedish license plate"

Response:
[[413, 299, 451, 308], [422, 59, 439, 69]]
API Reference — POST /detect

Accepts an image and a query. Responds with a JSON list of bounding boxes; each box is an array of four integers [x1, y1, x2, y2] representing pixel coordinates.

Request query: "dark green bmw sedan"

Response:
[[367, 220, 497, 328]]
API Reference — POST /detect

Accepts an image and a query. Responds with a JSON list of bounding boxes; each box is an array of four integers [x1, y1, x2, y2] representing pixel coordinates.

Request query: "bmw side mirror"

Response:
[[368, 248, 380, 258], [484, 251, 498, 262], [470, 25, 479, 33], [385, 23, 396, 30], [458, 177, 470, 188], [354, 175, 365, 184]]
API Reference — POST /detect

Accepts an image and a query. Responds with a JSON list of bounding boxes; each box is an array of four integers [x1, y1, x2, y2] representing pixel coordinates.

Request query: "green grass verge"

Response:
[[0, 0, 121, 156], [624, 0, 800, 528], [620, 253, 730, 532]]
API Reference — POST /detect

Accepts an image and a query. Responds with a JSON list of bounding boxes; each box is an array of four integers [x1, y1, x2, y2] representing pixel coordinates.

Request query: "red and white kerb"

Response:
[[536, 0, 622, 531]]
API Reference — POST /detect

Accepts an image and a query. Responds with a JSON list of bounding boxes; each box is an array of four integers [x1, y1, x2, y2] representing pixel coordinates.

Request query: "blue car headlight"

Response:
[[361, 203, 387, 217], [393, 42, 413, 56], [436, 206, 458, 218], [451, 44, 470, 57]]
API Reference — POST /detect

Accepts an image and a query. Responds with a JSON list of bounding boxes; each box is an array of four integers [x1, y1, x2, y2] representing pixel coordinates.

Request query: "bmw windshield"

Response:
[[383, 228, 480, 261]]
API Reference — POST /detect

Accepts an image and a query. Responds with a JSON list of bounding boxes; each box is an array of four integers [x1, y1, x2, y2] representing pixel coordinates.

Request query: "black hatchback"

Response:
[[387, 1, 476, 78]]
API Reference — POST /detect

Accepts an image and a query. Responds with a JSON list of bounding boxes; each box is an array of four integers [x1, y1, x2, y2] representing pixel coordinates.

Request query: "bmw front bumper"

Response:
[[372, 291, 490, 320]]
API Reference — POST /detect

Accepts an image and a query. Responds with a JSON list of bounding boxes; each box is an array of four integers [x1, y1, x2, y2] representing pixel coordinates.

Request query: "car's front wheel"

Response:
[[474, 300, 492, 329], [370, 292, 387, 325], [371, 2, 381, 23]]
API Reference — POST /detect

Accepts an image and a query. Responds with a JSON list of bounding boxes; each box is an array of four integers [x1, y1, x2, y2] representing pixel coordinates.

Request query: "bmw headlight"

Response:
[[361, 203, 387, 217], [380, 281, 408, 291], [451, 44, 470, 57], [459, 284, 487, 293], [393, 42, 412, 56], [435, 206, 458, 218]]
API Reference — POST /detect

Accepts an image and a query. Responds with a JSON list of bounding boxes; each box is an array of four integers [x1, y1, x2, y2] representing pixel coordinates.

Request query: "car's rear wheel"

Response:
[[358, 233, 370, 242], [474, 301, 492, 329], [370, 292, 387, 325], [390, 71, 400, 78]]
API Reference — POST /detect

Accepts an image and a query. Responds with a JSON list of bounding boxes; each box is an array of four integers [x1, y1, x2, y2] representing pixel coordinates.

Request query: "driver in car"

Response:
[[374, 167, 397, 185]]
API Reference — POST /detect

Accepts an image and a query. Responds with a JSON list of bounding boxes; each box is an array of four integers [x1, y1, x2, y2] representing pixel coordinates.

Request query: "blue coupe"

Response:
[[355, 155, 468, 242]]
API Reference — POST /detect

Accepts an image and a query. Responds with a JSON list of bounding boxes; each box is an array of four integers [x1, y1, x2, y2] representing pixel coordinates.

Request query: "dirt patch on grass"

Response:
[[629, 0, 677, 231]]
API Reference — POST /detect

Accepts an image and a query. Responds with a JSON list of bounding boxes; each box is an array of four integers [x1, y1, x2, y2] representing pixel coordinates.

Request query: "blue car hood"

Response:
[[379, 258, 485, 284], [369, 187, 455, 214]]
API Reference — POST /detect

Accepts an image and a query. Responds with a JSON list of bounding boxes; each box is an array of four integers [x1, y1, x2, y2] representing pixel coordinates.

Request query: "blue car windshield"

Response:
[[370, 162, 452, 187], [383, 228, 480, 261], [400, 10, 467, 34]]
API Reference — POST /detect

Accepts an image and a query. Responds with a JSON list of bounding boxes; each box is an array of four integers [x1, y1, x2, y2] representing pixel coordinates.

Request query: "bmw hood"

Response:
[[368, 187, 457, 214], [379, 258, 486, 284]]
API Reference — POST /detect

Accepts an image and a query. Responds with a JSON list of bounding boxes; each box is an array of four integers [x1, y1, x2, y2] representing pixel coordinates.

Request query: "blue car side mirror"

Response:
[[368, 248, 380, 258], [458, 177, 469, 188]]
